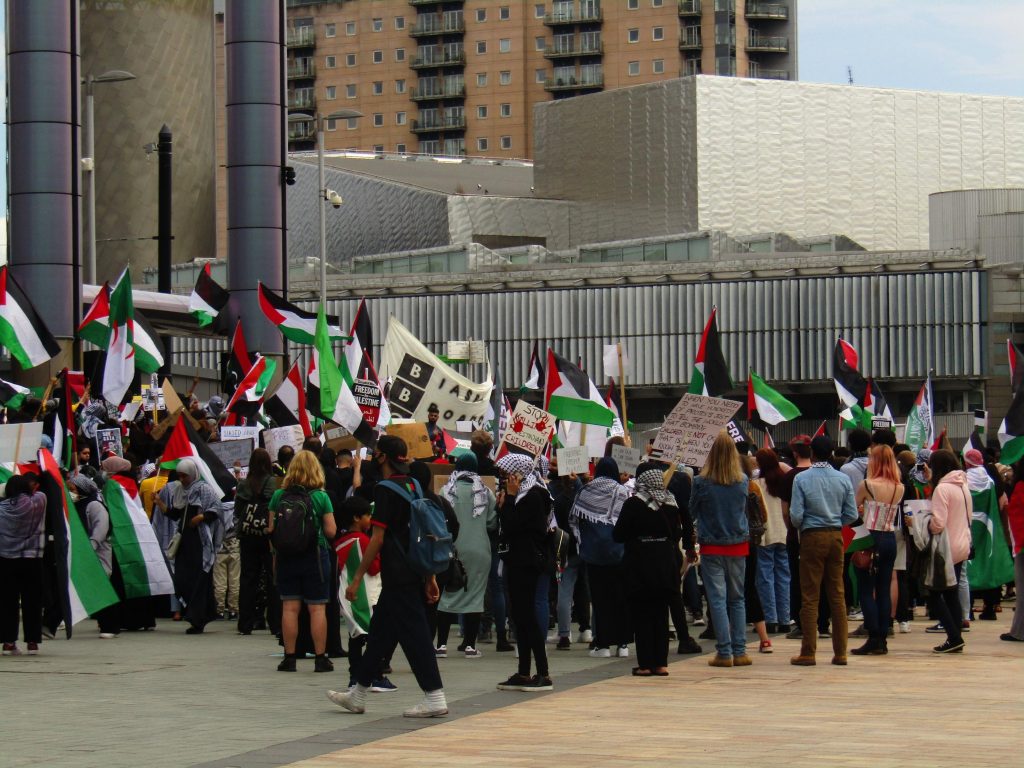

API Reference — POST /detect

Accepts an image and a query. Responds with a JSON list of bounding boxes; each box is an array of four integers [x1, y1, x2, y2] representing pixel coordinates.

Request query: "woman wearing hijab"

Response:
[[70, 473, 121, 638], [570, 457, 632, 658], [495, 453, 554, 692], [0, 475, 48, 655], [437, 453, 497, 658], [166, 458, 224, 635], [613, 463, 683, 676]]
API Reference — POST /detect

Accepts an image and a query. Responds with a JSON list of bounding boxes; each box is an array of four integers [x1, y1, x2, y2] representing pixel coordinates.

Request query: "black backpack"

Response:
[[271, 486, 317, 555]]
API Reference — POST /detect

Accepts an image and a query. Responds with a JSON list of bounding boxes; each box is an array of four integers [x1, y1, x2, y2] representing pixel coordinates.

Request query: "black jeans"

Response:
[[507, 566, 548, 678], [238, 536, 279, 634], [633, 593, 670, 670], [437, 611, 481, 649], [355, 583, 443, 692], [0, 557, 43, 644], [928, 562, 964, 645]]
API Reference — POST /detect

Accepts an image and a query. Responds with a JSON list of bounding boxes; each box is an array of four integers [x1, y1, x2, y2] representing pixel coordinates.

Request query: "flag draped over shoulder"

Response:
[[337, 536, 373, 637], [544, 349, 615, 427], [0, 266, 61, 369], [189, 263, 229, 328], [102, 477, 174, 598], [258, 283, 349, 345], [747, 369, 800, 425], [965, 484, 1014, 590], [159, 415, 236, 499], [833, 337, 867, 408], [688, 307, 732, 396], [313, 304, 377, 446], [264, 361, 313, 437]]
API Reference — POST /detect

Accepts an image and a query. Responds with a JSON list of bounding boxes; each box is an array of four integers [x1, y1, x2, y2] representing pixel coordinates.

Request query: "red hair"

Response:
[[867, 444, 901, 485]]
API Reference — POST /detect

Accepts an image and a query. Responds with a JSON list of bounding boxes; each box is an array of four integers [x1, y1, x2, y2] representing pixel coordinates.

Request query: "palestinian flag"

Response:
[[102, 477, 174, 598], [747, 369, 801, 425], [131, 311, 165, 374], [833, 337, 867, 409], [1009, 339, 1024, 393], [843, 524, 874, 553], [159, 413, 236, 499], [688, 307, 732, 397], [0, 377, 32, 409], [306, 354, 320, 417], [189, 263, 229, 328], [931, 426, 949, 451], [78, 279, 164, 374], [522, 340, 543, 391], [344, 297, 374, 383], [966, 484, 1014, 590], [264, 361, 313, 437], [39, 449, 118, 633], [103, 269, 136, 405], [222, 320, 255, 395], [998, 386, 1024, 464], [258, 283, 349, 345], [225, 354, 276, 418], [78, 281, 112, 347], [336, 535, 373, 637], [313, 304, 377, 446], [840, 404, 874, 431], [813, 420, 829, 438], [0, 266, 61, 369], [544, 349, 615, 427], [904, 376, 934, 453], [963, 429, 985, 458], [762, 429, 775, 450]]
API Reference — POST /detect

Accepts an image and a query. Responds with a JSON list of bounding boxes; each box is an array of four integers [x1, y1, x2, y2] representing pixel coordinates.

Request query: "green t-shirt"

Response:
[[269, 486, 333, 549]]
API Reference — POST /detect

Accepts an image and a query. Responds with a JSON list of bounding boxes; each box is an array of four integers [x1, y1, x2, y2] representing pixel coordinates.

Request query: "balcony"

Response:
[[752, 67, 789, 80], [408, 0, 441, 5], [746, 33, 789, 52], [410, 15, 465, 36], [287, 61, 315, 79], [287, 91, 316, 109], [678, 28, 702, 50], [714, 0, 735, 15], [746, 2, 789, 20], [411, 116, 467, 133], [543, 9, 603, 27], [286, 27, 316, 48], [410, 84, 467, 101], [288, 123, 315, 142], [682, 58, 702, 76], [544, 74, 604, 92], [678, 0, 701, 17], [543, 42, 603, 59], [410, 52, 466, 69]]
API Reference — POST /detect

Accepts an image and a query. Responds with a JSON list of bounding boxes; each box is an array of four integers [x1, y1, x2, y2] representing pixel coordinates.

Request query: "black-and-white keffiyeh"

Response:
[[496, 453, 539, 502], [79, 402, 107, 440], [570, 477, 631, 527], [634, 468, 677, 512], [441, 470, 491, 518]]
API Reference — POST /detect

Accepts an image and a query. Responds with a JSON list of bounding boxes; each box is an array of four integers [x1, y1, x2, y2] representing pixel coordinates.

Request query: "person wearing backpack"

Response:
[[268, 450, 337, 672], [328, 436, 449, 718], [235, 448, 279, 637]]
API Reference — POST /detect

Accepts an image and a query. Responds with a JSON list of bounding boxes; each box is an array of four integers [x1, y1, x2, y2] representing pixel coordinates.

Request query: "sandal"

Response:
[[759, 639, 773, 654], [631, 668, 653, 677], [653, 668, 669, 676]]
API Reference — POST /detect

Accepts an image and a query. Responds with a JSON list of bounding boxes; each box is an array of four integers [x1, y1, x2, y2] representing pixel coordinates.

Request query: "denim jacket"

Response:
[[690, 476, 749, 546]]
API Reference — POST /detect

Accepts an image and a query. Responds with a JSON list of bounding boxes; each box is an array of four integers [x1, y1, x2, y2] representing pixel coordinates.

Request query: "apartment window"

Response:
[[476, 41, 487, 55], [477, 138, 489, 152], [628, 29, 639, 43], [652, 0, 663, 5], [476, 8, 486, 22], [499, 70, 511, 85], [500, 135, 511, 150], [326, 118, 337, 131], [535, 36, 546, 51], [373, 144, 384, 153], [535, 68, 546, 84], [372, 18, 383, 32], [396, 111, 407, 125], [325, 23, 336, 38], [346, 53, 357, 66], [345, 21, 356, 35], [395, 16, 405, 30], [395, 48, 406, 62], [325, 55, 337, 68], [627, 61, 640, 76], [499, 38, 511, 53], [373, 50, 383, 64], [535, 4, 545, 18], [373, 113, 384, 127], [395, 79, 406, 94], [652, 27, 664, 42], [476, 73, 487, 86], [500, 6, 510, 19], [477, 105, 488, 118], [326, 85, 337, 99], [628, 0, 639, 8], [346, 83, 357, 98], [347, 117, 358, 130], [372, 81, 383, 95], [652, 58, 665, 74], [396, 143, 407, 153], [500, 103, 511, 117]]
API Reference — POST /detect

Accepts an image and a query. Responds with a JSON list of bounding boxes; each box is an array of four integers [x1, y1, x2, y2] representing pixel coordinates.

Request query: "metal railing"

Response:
[[288, 124, 316, 141], [410, 84, 467, 100], [746, 2, 789, 19], [544, 74, 604, 91], [287, 61, 316, 79], [411, 116, 467, 132], [752, 67, 789, 80], [287, 91, 316, 109], [286, 27, 316, 47], [678, 0, 702, 16], [679, 27, 702, 49], [544, 42, 604, 58], [746, 32, 789, 51], [543, 9, 603, 25], [410, 52, 466, 68], [410, 15, 466, 36]]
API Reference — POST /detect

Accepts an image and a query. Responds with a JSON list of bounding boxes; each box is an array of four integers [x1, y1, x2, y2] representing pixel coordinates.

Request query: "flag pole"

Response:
[[33, 377, 58, 421], [617, 342, 629, 442]]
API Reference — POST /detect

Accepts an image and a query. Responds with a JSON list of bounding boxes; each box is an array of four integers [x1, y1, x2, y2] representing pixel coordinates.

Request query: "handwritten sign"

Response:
[[652, 394, 742, 469], [499, 400, 555, 459], [262, 424, 306, 460], [557, 445, 591, 476], [611, 445, 644, 476], [209, 438, 255, 469], [220, 426, 261, 442], [469, 340, 487, 364], [446, 340, 469, 361]]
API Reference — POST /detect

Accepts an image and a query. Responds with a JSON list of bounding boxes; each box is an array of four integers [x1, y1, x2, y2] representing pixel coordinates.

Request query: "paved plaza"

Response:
[[2, 612, 1021, 768]]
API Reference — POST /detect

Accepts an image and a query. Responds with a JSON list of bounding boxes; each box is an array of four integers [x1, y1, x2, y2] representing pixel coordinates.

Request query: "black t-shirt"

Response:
[[371, 476, 420, 588]]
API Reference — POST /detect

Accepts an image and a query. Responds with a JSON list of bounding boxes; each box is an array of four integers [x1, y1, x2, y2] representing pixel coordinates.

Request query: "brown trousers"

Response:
[[798, 530, 848, 659]]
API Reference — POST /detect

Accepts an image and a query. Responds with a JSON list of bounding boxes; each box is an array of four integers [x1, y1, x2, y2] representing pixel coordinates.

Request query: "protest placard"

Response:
[[385, 422, 434, 459], [469, 340, 487, 364], [557, 445, 591, 476], [262, 424, 305, 460], [95, 428, 124, 459], [446, 340, 469, 361], [499, 400, 555, 458], [209, 438, 255, 470], [220, 426, 261, 443], [0, 422, 43, 464], [652, 394, 742, 468], [352, 379, 382, 426], [611, 445, 644, 476]]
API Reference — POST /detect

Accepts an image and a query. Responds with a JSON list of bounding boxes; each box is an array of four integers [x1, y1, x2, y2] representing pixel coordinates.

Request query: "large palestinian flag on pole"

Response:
[[189, 262, 229, 329], [833, 336, 867, 409], [313, 304, 377, 446], [544, 349, 615, 427], [998, 385, 1024, 465], [102, 477, 174, 598], [257, 283, 349, 345], [264, 361, 313, 437], [688, 307, 732, 397], [747, 369, 800, 425], [78, 278, 164, 374], [102, 268, 137, 405], [159, 414, 237, 499], [224, 354, 276, 418], [344, 297, 374, 381], [0, 265, 61, 369]]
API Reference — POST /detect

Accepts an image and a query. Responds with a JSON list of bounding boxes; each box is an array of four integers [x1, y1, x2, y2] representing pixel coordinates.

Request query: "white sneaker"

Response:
[[326, 689, 365, 713], [464, 646, 483, 658], [617, 645, 630, 658], [99, 633, 118, 639], [899, 621, 912, 634], [546, 631, 559, 643], [434, 645, 447, 658], [577, 629, 593, 644], [692, 616, 707, 627], [589, 647, 611, 658], [403, 700, 448, 718]]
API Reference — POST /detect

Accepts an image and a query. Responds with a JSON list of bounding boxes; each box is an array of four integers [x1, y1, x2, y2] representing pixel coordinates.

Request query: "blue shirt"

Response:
[[790, 464, 858, 531]]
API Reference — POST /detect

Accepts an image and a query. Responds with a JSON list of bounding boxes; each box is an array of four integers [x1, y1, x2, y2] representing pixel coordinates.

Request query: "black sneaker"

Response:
[[496, 639, 515, 652], [556, 637, 571, 650], [314, 655, 334, 673], [497, 673, 534, 691], [277, 655, 297, 672], [698, 627, 715, 640], [523, 675, 554, 692], [677, 637, 703, 654], [925, 622, 946, 633], [785, 626, 803, 640], [932, 640, 965, 654]]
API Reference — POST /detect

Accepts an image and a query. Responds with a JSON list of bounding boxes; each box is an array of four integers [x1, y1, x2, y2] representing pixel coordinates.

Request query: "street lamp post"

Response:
[[82, 70, 136, 285]]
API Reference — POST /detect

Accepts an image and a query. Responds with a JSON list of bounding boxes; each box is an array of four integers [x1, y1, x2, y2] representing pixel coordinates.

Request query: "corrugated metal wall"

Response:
[[929, 188, 1024, 252]]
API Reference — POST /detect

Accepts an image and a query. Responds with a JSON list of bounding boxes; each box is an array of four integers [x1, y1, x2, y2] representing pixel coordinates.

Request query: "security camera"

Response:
[[329, 191, 343, 208], [81, 157, 95, 171]]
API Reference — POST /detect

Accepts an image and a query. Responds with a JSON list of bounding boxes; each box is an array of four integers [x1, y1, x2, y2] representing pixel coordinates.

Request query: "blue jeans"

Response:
[[557, 554, 583, 638], [701, 554, 747, 658], [755, 543, 791, 626], [857, 531, 896, 641]]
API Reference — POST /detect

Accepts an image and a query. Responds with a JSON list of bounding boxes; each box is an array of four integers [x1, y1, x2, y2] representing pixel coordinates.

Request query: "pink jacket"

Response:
[[929, 471, 973, 564]]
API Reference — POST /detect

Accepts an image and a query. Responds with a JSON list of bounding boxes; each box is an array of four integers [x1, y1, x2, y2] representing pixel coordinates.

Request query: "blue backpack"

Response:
[[378, 479, 455, 577]]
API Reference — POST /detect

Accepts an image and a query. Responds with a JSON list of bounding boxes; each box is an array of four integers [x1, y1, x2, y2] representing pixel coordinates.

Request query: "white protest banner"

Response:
[[352, 378, 382, 427], [499, 400, 555, 458], [652, 394, 742, 468], [603, 344, 629, 379], [446, 340, 470, 361], [611, 445, 644, 476], [380, 317, 492, 428], [262, 424, 305, 459], [0, 422, 43, 464], [557, 445, 591, 476], [95, 428, 124, 459], [220, 426, 261, 442]]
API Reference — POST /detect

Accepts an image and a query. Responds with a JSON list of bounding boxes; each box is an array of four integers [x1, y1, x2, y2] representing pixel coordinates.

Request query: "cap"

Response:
[[377, 435, 411, 474]]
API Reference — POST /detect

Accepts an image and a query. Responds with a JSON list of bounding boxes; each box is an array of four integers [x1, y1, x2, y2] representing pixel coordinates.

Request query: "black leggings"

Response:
[[634, 593, 669, 670], [437, 611, 481, 649], [507, 566, 548, 677], [0, 558, 43, 644]]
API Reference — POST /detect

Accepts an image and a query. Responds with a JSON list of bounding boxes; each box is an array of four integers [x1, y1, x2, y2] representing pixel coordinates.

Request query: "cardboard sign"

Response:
[[0, 422, 43, 464], [95, 428, 124, 459], [385, 422, 434, 459], [220, 426, 261, 442], [653, 394, 743, 468], [352, 378, 382, 427], [209, 437, 255, 469], [499, 401, 555, 459], [611, 445, 644, 476], [557, 445, 591, 476], [262, 424, 306, 460]]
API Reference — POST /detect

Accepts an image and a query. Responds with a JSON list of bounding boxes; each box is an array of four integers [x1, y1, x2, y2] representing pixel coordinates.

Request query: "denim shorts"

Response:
[[275, 547, 331, 604]]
